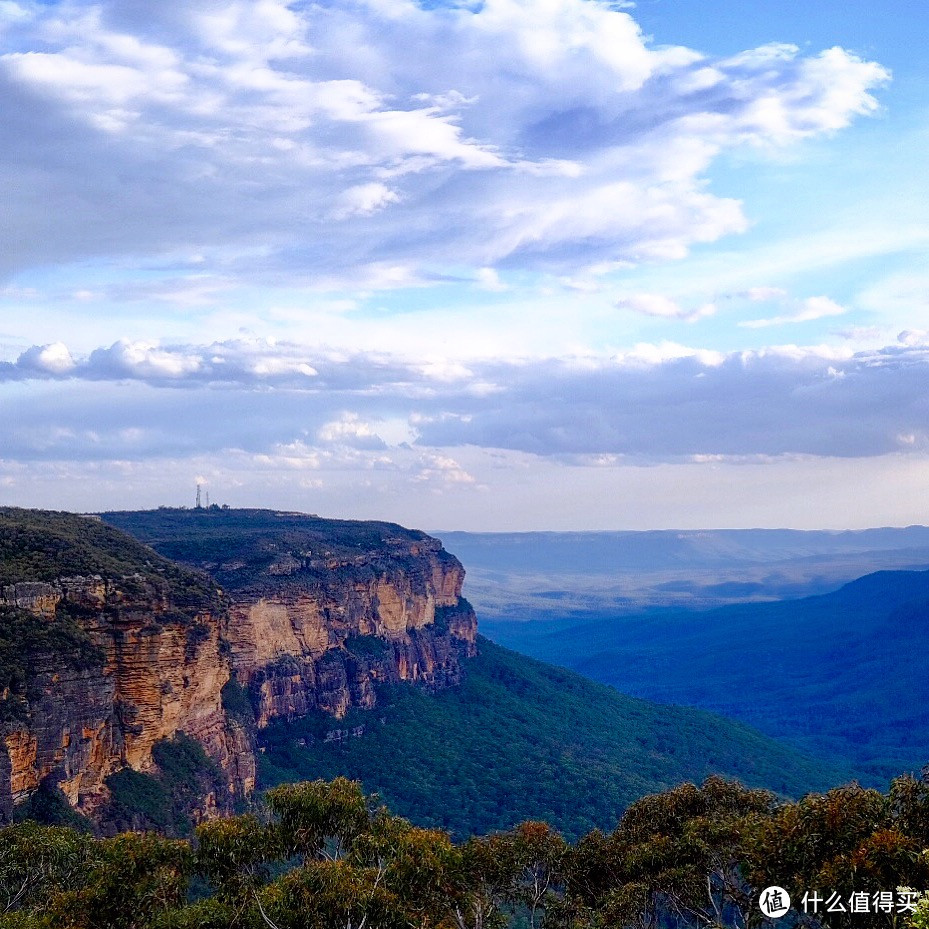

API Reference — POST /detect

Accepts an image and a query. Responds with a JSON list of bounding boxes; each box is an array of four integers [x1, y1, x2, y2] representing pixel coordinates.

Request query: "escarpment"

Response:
[[0, 509, 240, 823], [0, 508, 477, 828], [222, 540, 477, 726]]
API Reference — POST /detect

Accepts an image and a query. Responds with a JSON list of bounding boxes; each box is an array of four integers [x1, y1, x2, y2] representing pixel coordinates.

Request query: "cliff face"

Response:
[[0, 508, 477, 826], [224, 539, 477, 727], [0, 575, 236, 820]]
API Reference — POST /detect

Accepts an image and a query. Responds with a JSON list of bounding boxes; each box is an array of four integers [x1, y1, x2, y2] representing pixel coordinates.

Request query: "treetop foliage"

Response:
[[0, 773, 927, 929]]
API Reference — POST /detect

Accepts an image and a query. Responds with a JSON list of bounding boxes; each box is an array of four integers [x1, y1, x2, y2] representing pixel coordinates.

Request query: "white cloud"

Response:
[[713, 44, 888, 145], [4, 337, 327, 384], [3, 335, 928, 467], [0, 0, 889, 282], [88, 339, 203, 379], [317, 412, 387, 450], [796, 296, 848, 321], [740, 296, 847, 329], [0, 2, 30, 23], [16, 341, 75, 375], [414, 453, 477, 488], [899, 329, 929, 347], [616, 293, 716, 322], [475, 267, 508, 292], [331, 183, 400, 219]]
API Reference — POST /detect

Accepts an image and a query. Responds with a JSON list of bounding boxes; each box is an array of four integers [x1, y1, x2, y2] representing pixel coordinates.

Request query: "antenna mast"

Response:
[[196, 483, 202, 508]]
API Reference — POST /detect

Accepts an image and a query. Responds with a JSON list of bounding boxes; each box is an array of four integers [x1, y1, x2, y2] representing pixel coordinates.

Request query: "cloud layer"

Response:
[[0, 0, 888, 283], [2, 1, 920, 530], [4, 335, 928, 464]]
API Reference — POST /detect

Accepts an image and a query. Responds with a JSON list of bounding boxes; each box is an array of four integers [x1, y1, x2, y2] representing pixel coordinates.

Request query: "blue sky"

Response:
[[1, 0, 928, 529]]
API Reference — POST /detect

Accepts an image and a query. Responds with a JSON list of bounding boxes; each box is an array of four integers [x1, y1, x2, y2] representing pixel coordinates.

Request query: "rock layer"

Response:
[[0, 575, 234, 819], [0, 510, 477, 825], [224, 539, 477, 727]]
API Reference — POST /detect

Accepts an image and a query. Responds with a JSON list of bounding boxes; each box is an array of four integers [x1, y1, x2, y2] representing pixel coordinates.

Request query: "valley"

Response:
[[1, 507, 926, 928], [466, 531, 929, 784], [0, 507, 857, 841]]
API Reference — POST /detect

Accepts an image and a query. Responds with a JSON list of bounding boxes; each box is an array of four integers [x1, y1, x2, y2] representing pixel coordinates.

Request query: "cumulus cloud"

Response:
[[15, 341, 75, 375], [3, 336, 928, 465], [0, 0, 888, 282], [0, 338, 326, 385], [414, 453, 477, 488], [317, 413, 388, 450]]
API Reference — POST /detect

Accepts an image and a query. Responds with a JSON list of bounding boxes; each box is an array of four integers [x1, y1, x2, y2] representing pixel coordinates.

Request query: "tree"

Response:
[[195, 814, 276, 904], [50, 832, 191, 929], [748, 783, 929, 929], [265, 778, 371, 862], [562, 776, 777, 929], [0, 821, 96, 918]]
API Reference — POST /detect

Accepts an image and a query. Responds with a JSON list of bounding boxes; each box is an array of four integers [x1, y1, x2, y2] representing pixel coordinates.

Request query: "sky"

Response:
[[1, 0, 928, 530]]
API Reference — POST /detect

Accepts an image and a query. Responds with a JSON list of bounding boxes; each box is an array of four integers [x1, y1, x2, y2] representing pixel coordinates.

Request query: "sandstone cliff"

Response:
[[0, 564, 237, 821], [0, 507, 477, 827], [223, 538, 476, 727]]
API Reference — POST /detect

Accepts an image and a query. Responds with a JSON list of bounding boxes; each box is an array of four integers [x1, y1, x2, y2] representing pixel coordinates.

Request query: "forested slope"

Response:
[[485, 568, 929, 783], [257, 638, 850, 840]]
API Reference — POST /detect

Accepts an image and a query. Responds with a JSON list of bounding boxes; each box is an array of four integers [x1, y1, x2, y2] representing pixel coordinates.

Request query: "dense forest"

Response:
[[257, 638, 849, 840], [483, 569, 929, 783], [1, 773, 928, 928]]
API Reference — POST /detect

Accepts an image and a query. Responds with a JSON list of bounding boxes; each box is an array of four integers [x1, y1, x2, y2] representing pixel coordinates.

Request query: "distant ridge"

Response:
[[485, 565, 929, 784], [436, 526, 929, 616]]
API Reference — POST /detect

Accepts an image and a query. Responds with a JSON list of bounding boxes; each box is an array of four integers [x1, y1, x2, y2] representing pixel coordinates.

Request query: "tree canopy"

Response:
[[1, 773, 927, 929]]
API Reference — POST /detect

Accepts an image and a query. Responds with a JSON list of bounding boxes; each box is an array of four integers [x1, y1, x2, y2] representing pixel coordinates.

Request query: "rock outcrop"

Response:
[[0, 574, 235, 820], [0, 508, 478, 826], [224, 538, 476, 727]]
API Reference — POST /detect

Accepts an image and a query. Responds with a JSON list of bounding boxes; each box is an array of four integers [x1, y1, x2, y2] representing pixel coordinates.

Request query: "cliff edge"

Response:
[[0, 508, 477, 827]]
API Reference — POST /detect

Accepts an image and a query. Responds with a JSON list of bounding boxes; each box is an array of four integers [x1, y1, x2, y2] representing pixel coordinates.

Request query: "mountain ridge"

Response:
[[437, 526, 929, 617], [0, 507, 476, 827], [0, 507, 855, 837], [484, 565, 929, 783]]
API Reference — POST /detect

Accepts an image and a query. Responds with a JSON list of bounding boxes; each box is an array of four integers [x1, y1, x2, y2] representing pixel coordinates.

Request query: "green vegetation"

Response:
[[221, 678, 256, 729], [12, 783, 93, 833], [104, 734, 226, 835], [486, 568, 929, 784], [0, 819, 98, 918], [343, 634, 390, 660], [105, 769, 174, 833], [258, 638, 850, 842], [0, 606, 103, 723], [0, 508, 218, 618], [0, 774, 927, 928], [101, 507, 450, 596], [8, 505, 919, 929]]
